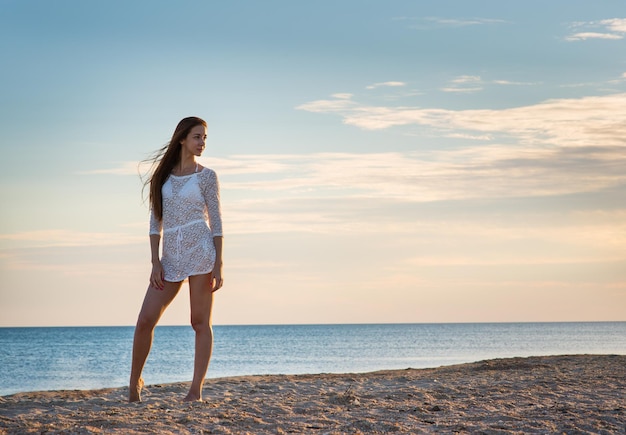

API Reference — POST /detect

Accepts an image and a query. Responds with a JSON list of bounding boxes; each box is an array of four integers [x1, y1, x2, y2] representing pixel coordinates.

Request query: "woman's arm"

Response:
[[200, 169, 224, 291], [149, 234, 164, 290], [200, 169, 223, 237], [211, 236, 223, 291], [148, 208, 164, 290]]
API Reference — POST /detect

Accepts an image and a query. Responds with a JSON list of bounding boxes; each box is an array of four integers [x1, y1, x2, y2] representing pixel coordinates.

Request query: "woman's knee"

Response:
[[190, 316, 212, 334], [136, 312, 159, 332]]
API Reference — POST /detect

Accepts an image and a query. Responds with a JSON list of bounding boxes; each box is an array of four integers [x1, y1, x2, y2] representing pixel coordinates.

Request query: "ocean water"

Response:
[[0, 322, 624, 396]]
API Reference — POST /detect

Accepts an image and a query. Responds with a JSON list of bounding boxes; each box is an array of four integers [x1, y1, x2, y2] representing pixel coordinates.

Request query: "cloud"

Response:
[[441, 75, 483, 93], [560, 71, 626, 87], [446, 133, 492, 141], [424, 17, 506, 27], [493, 80, 540, 86], [79, 89, 626, 239], [296, 92, 626, 149], [441, 76, 539, 92], [79, 161, 149, 176], [215, 144, 626, 208], [566, 32, 623, 41], [296, 96, 356, 114], [0, 230, 143, 249], [407, 253, 626, 267], [440, 86, 483, 93], [601, 18, 626, 33], [85, 91, 626, 214], [75, 142, 626, 239], [451, 75, 481, 84], [207, 156, 292, 175], [566, 18, 626, 41], [366, 81, 407, 90], [81, 156, 294, 178]]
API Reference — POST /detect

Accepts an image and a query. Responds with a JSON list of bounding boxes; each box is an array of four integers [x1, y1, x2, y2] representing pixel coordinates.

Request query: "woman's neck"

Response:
[[175, 155, 197, 175]]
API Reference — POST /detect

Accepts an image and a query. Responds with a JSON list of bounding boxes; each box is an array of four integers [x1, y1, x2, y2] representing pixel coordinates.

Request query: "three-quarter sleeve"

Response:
[[200, 169, 223, 237], [149, 208, 163, 236]]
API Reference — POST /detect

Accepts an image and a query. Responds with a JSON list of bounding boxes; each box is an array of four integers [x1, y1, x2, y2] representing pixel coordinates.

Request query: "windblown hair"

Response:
[[143, 116, 207, 220]]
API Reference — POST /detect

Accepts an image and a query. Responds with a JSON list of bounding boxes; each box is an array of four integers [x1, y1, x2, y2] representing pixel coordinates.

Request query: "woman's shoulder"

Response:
[[197, 166, 218, 181], [198, 165, 215, 173]]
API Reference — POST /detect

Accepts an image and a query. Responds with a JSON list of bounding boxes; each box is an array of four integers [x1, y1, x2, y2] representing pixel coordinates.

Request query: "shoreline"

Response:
[[1, 354, 624, 434]]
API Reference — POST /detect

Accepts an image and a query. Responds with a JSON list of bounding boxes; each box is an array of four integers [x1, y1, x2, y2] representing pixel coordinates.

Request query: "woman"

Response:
[[129, 116, 223, 402]]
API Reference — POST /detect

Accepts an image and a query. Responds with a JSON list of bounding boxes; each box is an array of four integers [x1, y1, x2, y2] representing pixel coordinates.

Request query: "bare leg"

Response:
[[129, 281, 182, 402], [183, 273, 215, 402]]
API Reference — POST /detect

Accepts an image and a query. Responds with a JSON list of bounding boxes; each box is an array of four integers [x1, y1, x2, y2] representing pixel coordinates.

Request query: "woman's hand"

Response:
[[211, 262, 223, 292], [150, 260, 165, 290]]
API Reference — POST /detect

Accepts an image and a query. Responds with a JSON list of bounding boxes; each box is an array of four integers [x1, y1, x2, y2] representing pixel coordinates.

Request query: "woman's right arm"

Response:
[[149, 234, 164, 290], [149, 209, 164, 290]]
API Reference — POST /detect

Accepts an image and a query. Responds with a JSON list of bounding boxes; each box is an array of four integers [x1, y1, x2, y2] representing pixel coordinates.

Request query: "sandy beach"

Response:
[[0, 354, 624, 434]]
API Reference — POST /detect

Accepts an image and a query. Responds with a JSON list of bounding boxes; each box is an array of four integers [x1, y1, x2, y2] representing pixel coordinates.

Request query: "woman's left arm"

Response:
[[212, 235, 223, 291], [201, 169, 224, 291]]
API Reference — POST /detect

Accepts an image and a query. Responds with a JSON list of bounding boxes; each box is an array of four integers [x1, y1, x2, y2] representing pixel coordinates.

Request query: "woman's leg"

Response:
[[129, 281, 182, 402], [184, 273, 215, 401]]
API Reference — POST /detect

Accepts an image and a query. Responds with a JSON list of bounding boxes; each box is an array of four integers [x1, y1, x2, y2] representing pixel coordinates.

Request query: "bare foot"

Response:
[[129, 377, 144, 403], [183, 392, 202, 402]]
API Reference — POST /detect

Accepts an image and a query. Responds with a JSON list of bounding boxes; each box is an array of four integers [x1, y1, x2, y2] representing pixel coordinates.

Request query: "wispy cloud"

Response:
[[429, 17, 505, 27], [446, 133, 492, 141], [566, 18, 626, 41], [600, 18, 626, 33], [405, 255, 626, 269], [560, 71, 626, 88], [440, 76, 540, 93], [295, 96, 355, 114], [440, 75, 483, 93], [65, 147, 626, 269], [81, 140, 626, 214], [440, 86, 483, 93], [0, 230, 143, 249], [252, 148, 619, 198], [79, 161, 149, 176], [493, 80, 540, 86], [366, 81, 406, 90], [296, 92, 626, 149], [86, 91, 626, 212], [81, 88, 626, 240], [567, 32, 622, 41], [451, 76, 481, 84], [1, 257, 142, 276], [403, 17, 506, 28]]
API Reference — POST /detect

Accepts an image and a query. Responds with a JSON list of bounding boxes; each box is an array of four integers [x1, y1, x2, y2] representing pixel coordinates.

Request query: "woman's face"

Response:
[[180, 124, 207, 156]]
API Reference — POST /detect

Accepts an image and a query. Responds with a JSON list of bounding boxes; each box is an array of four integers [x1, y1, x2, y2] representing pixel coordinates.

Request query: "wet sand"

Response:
[[1, 354, 624, 434]]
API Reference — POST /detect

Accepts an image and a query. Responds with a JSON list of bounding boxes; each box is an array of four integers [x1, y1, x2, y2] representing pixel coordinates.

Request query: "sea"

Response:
[[1, 322, 625, 397]]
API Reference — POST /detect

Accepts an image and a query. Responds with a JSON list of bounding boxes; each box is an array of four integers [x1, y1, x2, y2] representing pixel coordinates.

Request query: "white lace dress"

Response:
[[149, 167, 223, 282]]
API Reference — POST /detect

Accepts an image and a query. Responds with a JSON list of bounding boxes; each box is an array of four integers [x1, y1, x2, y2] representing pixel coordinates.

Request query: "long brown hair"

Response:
[[144, 116, 207, 220]]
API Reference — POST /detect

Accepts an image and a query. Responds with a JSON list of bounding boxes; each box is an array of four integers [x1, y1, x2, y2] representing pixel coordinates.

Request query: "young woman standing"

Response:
[[129, 117, 223, 402]]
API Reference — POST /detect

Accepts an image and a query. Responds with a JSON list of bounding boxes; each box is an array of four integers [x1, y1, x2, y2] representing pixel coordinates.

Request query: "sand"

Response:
[[0, 354, 624, 434]]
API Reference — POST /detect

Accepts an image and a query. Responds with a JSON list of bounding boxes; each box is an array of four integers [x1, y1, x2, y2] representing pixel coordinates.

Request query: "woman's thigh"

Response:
[[137, 281, 183, 326], [188, 274, 214, 325]]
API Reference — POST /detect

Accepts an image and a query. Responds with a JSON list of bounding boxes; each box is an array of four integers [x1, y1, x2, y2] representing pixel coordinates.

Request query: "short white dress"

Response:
[[149, 167, 223, 282]]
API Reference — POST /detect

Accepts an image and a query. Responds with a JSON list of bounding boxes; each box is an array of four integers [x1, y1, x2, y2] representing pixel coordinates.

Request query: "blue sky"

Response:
[[1, 1, 625, 326]]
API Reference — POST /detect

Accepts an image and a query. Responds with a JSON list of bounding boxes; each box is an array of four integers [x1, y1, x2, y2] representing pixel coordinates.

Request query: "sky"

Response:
[[0, 0, 625, 327]]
